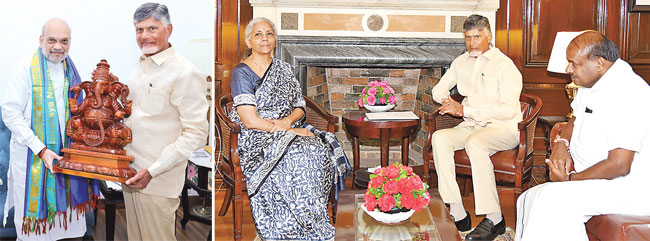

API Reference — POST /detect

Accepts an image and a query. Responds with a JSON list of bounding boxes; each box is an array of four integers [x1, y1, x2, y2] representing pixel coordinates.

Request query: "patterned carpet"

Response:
[[460, 227, 515, 241]]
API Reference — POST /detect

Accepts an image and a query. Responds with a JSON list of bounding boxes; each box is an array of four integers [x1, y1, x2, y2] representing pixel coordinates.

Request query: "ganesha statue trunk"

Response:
[[53, 59, 136, 183]]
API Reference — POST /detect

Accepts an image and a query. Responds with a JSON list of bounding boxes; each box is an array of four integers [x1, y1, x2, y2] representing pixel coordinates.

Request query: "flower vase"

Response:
[[364, 103, 395, 113], [361, 205, 415, 224]]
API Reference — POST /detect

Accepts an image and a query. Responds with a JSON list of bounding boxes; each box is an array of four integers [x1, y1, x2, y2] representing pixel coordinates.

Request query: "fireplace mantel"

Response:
[[276, 35, 465, 94]]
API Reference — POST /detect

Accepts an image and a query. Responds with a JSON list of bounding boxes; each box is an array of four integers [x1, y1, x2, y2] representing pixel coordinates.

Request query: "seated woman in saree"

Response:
[[228, 17, 350, 241]]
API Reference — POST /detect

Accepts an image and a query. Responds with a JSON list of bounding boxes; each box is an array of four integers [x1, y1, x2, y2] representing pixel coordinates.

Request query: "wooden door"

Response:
[[216, 0, 252, 98], [215, 1, 252, 240]]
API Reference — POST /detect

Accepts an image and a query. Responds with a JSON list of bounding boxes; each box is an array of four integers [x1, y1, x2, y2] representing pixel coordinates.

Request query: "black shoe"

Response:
[[451, 211, 471, 232], [466, 215, 505, 241]]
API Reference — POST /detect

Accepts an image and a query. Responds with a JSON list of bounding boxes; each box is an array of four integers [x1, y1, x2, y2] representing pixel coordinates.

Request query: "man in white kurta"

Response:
[[1, 18, 86, 240], [515, 31, 650, 241], [122, 3, 209, 240], [431, 14, 522, 240]]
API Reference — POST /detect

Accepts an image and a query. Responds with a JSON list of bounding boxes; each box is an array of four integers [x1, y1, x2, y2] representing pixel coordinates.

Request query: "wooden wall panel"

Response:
[[216, 0, 252, 97], [628, 13, 650, 65], [524, 0, 598, 67]]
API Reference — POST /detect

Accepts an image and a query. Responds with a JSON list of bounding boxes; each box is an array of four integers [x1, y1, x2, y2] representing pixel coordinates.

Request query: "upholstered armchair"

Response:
[[215, 94, 338, 241], [422, 93, 542, 203], [549, 122, 650, 241]]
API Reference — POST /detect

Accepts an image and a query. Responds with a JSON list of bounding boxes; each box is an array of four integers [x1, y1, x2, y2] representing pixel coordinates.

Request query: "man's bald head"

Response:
[[565, 31, 619, 88], [40, 18, 71, 63], [568, 31, 619, 62]]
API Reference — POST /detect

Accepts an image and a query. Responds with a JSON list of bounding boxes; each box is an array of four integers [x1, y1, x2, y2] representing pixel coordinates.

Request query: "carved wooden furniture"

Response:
[[54, 60, 136, 182], [215, 94, 339, 241], [341, 111, 419, 189], [549, 122, 650, 241], [422, 93, 542, 203]]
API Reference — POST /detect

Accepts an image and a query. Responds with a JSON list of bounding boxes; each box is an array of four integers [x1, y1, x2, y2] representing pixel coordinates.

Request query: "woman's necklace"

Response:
[[251, 57, 270, 74], [252, 60, 264, 73]]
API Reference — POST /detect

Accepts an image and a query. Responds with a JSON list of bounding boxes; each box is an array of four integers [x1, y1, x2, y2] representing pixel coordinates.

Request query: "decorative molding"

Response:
[[250, 0, 498, 11], [251, 0, 499, 38]]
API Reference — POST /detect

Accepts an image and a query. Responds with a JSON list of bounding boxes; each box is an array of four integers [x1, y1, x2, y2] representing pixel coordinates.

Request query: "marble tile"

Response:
[[281, 13, 298, 30], [451, 16, 468, 32]]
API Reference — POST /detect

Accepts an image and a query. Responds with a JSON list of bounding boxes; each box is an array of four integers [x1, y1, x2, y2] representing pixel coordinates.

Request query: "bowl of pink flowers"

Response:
[[358, 81, 396, 112], [362, 163, 431, 224]]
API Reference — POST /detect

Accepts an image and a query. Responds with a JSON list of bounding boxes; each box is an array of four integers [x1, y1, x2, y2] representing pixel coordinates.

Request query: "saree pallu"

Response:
[[230, 59, 349, 241]]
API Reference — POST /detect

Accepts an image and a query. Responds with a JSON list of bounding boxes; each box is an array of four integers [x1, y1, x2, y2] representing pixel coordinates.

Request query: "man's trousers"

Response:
[[122, 185, 180, 241], [432, 124, 518, 214]]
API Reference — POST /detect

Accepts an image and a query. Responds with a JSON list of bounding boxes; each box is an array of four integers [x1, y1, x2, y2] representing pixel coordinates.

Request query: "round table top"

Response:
[[342, 111, 420, 129]]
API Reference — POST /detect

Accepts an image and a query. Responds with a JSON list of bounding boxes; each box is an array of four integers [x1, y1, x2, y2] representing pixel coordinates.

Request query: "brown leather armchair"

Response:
[[215, 94, 339, 241], [549, 122, 650, 241], [422, 93, 542, 204]]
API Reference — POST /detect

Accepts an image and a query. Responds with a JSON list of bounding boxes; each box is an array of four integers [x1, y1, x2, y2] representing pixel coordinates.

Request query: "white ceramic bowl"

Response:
[[364, 103, 395, 113], [361, 204, 415, 224]]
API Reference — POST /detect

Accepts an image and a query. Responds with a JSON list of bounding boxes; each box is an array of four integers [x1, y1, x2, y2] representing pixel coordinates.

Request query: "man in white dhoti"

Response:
[[1, 18, 98, 240], [515, 31, 650, 241]]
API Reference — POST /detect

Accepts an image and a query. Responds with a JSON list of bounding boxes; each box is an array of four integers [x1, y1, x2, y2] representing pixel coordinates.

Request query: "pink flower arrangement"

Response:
[[358, 81, 396, 108], [364, 163, 431, 213]]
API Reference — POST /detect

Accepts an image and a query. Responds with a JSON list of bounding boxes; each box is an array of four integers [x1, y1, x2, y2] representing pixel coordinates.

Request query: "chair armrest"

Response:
[[304, 96, 338, 132], [423, 112, 464, 154], [423, 93, 465, 154]]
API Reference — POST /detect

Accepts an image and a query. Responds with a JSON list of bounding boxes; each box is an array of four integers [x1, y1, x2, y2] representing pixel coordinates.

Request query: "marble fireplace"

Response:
[[250, 0, 500, 165]]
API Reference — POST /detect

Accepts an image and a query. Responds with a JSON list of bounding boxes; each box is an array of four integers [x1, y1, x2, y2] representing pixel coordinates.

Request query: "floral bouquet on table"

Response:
[[362, 163, 431, 224], [358, 80, 396, 110]]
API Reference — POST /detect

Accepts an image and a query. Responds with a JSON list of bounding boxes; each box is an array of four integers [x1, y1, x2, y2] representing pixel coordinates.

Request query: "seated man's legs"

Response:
[[516, 179, 650, 241], [465, 125, 518, 216], [432, 126, 475, 208]]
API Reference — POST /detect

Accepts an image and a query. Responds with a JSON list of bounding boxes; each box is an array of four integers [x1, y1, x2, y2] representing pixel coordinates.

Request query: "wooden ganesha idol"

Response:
[[53, 59, 136, 182]]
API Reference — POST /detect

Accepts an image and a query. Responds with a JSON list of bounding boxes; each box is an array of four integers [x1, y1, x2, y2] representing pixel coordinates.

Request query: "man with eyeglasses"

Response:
[[430, 14, 523, 240], [122, 3, 209, 240], [1, 18, 98, 240]]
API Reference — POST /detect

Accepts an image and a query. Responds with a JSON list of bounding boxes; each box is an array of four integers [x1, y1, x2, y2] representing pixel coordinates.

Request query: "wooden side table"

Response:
[[342, 111, 419, 189], [180, 148, 212, 233]]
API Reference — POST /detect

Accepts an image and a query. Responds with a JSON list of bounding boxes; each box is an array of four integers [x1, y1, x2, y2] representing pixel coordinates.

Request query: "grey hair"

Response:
[[244, 17, 277, 41], [133, 3, 171, 26], [463, 14, 491, 33]]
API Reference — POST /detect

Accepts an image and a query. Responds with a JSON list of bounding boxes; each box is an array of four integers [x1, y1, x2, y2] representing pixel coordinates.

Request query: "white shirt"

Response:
[[1, 54, 86, 240], [124, 47, 209, 198], [570, 59, 650, 183], [431, 47, 523, 132]]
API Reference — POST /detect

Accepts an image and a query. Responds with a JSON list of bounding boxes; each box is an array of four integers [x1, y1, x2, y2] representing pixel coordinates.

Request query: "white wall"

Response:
[[0, 0, 214, 97]]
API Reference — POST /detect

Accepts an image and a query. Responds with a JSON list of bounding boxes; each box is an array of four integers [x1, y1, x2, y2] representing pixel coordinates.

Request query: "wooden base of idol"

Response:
[[53, 148, 136, 183]]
